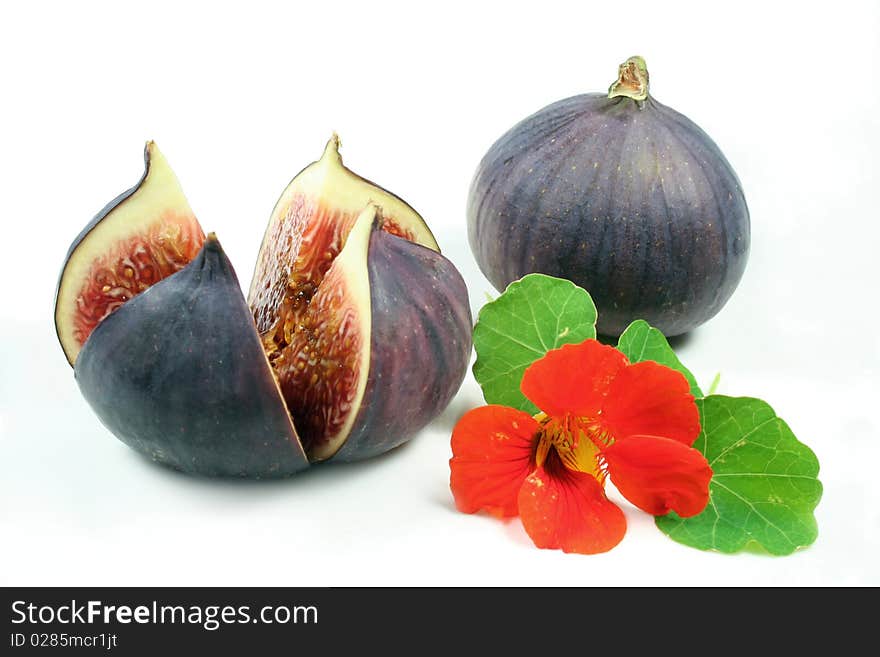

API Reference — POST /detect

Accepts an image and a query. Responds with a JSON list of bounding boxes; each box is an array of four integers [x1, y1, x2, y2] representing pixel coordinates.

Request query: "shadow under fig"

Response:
[[666, 330, 696, 350], [127, 431, 418, 496], [119, 380, 483, 507], [431, 389, 482, 432]]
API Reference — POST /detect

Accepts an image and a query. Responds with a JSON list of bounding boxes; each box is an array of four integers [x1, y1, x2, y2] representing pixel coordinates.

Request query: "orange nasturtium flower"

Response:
[[449, 339, 713, 554]]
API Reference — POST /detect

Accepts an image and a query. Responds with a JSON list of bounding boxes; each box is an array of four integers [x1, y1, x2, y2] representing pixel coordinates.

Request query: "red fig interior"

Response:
[[269, 208, 375, 459], [54, 142, 204, 365], [246, 135, 439, 457], [249, 135, 437, 357]]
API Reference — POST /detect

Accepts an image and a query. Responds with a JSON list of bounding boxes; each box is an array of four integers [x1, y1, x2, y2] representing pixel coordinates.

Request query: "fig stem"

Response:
[[608, 56, 649, 105]]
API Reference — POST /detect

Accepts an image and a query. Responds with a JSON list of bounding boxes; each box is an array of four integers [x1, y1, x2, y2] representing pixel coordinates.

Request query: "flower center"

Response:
[[534, 413, 610, 482]]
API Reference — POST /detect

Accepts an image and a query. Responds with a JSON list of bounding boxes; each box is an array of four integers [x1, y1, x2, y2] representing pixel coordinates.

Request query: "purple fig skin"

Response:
[[467, 93, 750, 337], [332, 230, 473, 462], [56, 145, 148, 302], [74, 236, 310, 478]]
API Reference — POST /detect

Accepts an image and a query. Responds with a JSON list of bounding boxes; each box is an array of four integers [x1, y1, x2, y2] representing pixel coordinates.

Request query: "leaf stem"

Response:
[[706, 372, 721, 396]]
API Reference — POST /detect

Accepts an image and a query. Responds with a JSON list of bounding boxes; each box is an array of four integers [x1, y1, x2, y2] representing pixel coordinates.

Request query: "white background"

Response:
[[1, 0, 877, 586]]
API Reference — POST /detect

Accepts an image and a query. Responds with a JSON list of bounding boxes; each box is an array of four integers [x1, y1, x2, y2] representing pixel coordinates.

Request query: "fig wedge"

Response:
[[249, 134, 439, 345], [54, 142, 205, 365], [271, 204, 472, 462]]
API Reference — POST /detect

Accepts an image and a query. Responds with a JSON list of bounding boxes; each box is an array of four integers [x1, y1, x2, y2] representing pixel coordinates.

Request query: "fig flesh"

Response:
[[54, 142, 204, 365], [467, 57, 750, 337], [55, 138, 472, 476], [249, 134, 439, 354]]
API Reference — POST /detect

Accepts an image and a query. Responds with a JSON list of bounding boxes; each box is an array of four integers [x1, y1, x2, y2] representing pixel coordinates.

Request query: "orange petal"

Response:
[[600, 361, 700, 446], [520, 340, 628, 418], [603, 434, 713, 517], [517, 455, 627, 554], [449, 405, 538, 517]]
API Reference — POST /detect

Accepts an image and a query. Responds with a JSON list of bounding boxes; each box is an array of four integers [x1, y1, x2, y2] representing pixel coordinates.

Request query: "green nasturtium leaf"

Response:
[[472, 274, 597, 413], [655, 395, 822, 555], [617, 319, 703, 398]]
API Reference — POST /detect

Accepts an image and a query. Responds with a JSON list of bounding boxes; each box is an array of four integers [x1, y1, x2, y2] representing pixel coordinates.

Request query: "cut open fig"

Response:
[[54, 138, 472, 477]]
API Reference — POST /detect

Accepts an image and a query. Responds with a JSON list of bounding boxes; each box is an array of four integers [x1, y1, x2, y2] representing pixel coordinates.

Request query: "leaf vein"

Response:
[[708, 416, 778, 467], [552, 289, 577, 346], [479, 324, 546, 356], [527, 299, 549, 352], [712, 480, 794, 547]]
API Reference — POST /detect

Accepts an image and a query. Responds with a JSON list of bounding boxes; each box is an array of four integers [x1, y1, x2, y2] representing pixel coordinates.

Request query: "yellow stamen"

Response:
[[533, 413, 608, 481], [535, 436, 551, 468]]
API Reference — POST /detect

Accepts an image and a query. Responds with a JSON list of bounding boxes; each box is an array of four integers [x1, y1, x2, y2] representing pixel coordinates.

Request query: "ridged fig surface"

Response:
[[333, 228, 473, 462], [468, 88, 750, 337], [75, 236, 309, 478]]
